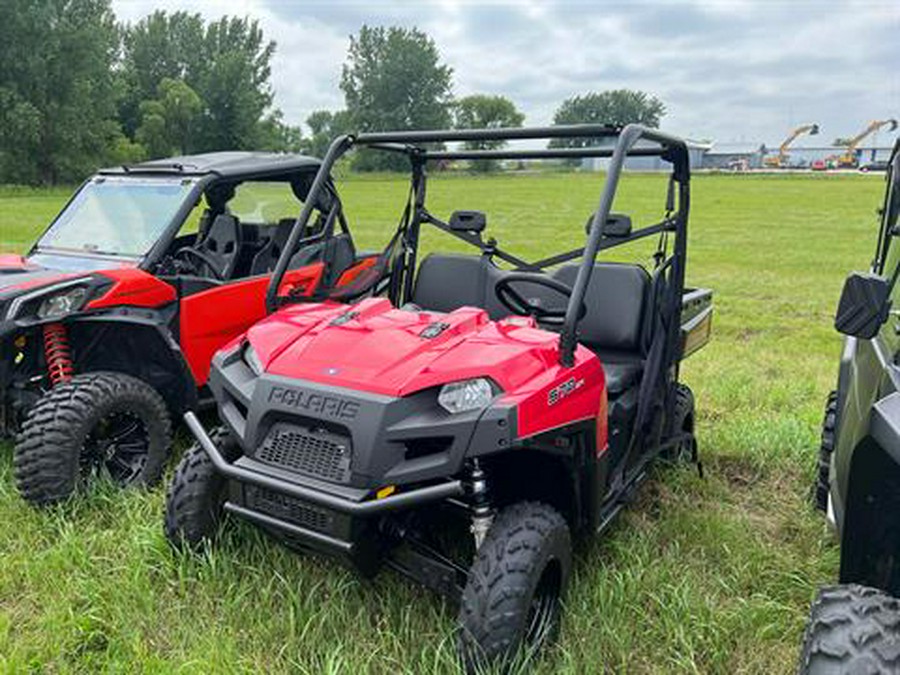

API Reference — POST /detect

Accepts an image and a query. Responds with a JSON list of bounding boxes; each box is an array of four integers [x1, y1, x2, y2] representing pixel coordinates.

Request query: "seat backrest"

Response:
[[412, 253, 556, 320], [411, 254, 488, 315], [287, 232, 356, 285], [249, 217, 294, 276], [413, 255, 651, 356], [197, 214, 241, 279], [552, 263, 650, 356]]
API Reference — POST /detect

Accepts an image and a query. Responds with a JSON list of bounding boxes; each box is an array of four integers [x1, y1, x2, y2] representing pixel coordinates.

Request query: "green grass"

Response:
[[0, 170, 886, 673]]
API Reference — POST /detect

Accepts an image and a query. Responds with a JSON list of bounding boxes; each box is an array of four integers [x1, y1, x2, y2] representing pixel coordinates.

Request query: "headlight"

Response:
[[438, 378, 495, 414], [36, 287, 88, 319], [243, 342, 264, 376]]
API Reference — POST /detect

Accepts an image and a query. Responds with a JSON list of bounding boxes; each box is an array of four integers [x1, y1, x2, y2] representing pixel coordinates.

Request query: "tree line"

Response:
[[0, 2, 666, 184]]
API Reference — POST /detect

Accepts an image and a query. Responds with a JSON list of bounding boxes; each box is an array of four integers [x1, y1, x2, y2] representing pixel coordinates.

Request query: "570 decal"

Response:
[[548, 377, 585, 406]]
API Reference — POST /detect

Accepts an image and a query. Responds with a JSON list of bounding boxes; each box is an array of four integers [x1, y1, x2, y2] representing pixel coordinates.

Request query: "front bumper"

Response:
[[208, 348, 516, 490], [186, 411, 465, 515], [185, 411, 466, 571]]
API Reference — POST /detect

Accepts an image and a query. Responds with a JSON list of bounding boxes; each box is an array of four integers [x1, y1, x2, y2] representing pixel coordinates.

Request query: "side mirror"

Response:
[[834, 272, 892, 339], [449, 210, 486, 233], [585, 212, 632, 237]]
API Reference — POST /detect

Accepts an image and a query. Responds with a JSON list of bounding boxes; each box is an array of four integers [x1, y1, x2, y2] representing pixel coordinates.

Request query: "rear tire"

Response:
[[13, 371, 172, 506], [165, 427, 239, 550], [798, 584, 900, 674], [662, 383, 696, 461], [814, 391, 838, 512], [457, 501, 571, 673]]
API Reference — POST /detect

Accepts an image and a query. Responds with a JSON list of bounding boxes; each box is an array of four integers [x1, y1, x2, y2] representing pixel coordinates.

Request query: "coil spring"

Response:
[[43, 322, 73, 385]]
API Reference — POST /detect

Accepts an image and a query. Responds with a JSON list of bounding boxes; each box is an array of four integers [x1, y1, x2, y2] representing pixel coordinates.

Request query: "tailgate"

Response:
[[680, 288, 713, 359]]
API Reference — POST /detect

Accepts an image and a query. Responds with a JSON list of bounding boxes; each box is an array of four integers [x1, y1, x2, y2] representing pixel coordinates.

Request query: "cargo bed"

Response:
[[681, 288, 713, 359]]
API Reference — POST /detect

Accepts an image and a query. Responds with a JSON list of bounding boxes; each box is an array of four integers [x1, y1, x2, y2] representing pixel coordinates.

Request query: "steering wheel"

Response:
[[173, 247, 223, 280], [494, 274, 586, 327]]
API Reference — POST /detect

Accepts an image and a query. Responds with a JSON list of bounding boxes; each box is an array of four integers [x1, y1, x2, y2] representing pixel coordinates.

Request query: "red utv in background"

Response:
[[4, 152, 376, 505], [165, 125, 714, 670]]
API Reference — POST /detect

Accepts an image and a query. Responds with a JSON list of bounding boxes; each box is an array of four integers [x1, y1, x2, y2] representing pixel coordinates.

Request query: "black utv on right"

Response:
[[799, 139, 900, 674]]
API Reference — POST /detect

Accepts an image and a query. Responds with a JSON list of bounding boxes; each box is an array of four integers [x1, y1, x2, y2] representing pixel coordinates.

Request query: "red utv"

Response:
[[3, 152, 377, 505], [165, 125, 713, 670]]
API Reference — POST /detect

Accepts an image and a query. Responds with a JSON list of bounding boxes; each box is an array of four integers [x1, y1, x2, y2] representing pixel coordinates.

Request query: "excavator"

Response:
[[834, 119, 898, 168], [764, 123, 820, 169]]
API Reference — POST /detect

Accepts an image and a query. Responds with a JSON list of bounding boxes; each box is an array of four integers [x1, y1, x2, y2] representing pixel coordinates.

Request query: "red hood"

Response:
[[0, 254, 38, 272], [0, 255, 77, 296], [247, 298, 586, 398]]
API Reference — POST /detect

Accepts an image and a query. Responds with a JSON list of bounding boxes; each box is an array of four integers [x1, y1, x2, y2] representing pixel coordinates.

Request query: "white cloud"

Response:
[[111, 0, 899, 144]]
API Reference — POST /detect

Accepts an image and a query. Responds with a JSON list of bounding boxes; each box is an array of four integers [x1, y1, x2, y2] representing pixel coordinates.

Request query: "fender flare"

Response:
[[66, 310, 198, 414], [838, 392, 900, 591], [871, 392, 900, 462]]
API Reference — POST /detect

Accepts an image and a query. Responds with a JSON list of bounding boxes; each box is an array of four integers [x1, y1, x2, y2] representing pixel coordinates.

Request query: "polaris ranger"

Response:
[[164, 125, 713, 670]]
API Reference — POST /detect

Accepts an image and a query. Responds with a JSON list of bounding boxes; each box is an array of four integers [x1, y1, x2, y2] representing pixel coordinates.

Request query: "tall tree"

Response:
[[119, 11, 205, 138], [549, 90, 666, 148], [0, 0, 128, 184], [121, 12, 281, 154], [135, 78, 202, 158], [193, 16, 276, 150], [454, 94, 525, 172], [341, 25, 453, 170], [256, 110, 304, 153], [303, 109, 352, 159]]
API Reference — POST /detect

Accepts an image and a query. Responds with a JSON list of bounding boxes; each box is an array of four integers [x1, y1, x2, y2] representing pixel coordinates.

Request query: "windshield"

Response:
[[37, 176, 197, 257]]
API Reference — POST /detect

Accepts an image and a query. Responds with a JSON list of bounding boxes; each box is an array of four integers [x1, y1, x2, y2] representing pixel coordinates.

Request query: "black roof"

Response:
[[101, 151, 321, 178]]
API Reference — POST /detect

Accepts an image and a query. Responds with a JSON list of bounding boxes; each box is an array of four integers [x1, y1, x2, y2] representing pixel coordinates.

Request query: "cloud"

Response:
[[111, 0, 899, 144]]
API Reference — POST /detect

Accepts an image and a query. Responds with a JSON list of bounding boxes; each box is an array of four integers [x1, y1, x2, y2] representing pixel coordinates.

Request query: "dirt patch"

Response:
[[710, 454, 765, 488]]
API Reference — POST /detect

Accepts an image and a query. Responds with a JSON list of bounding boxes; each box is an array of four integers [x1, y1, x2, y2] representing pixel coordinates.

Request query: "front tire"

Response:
[[13, 371, 172, 506], [165, 427, 239, 551], [457, 501, 571, 673], [814, 391, 837, 512], [798, 584, 900, 674]]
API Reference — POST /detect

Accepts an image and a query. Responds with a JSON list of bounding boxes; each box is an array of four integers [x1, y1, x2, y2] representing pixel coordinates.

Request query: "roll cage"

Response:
[[28, 154, 336, 275], [266, 123, 691, 369], [874, 139, 900, 279]]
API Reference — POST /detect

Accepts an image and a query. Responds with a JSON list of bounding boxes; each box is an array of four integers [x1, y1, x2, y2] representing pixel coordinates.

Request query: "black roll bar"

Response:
[[874, 138, 900, 275], [265, 135, 353, 312], [558, 124, 689, 365], [265, 123, 691, 366]]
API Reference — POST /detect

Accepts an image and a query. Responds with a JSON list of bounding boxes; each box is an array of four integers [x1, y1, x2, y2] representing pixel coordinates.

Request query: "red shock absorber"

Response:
[[43, 322, 74, 385]]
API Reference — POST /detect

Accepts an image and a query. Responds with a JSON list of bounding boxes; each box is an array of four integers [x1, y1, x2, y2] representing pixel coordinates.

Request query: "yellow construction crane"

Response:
[[764, 123, 820, 168], [836, 119, 898, 168]]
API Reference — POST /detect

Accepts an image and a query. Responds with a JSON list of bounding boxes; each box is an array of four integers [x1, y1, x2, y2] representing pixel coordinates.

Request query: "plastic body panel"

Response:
[[179, 264, 324, 385], [88, 268, 177, 309], [243, 297, 606, 443]]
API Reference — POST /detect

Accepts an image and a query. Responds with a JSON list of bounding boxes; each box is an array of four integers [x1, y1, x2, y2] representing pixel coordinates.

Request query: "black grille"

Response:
[[247, 486, 332, 532], [256, 424, 351, 483]]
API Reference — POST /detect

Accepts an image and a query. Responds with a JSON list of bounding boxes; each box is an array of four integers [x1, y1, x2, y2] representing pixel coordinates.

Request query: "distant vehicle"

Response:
[[811, 159, 827, 171], [835, 119, 898, 169], [859, 160, 889, 173], [763, 123, 820, 169]]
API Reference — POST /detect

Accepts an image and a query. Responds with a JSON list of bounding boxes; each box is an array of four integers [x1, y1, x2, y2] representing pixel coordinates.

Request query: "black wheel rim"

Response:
[[82, 410, 150, 486], [525, 560, 562, 647]]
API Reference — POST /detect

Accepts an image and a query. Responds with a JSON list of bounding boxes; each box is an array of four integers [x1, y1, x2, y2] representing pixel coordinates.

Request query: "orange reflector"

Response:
[[376, 485, 396, 500], [13, 335, 26, 349]]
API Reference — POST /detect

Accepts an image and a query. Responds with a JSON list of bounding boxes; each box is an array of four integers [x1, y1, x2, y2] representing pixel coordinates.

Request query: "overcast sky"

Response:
[[111, 0, 898, 146]]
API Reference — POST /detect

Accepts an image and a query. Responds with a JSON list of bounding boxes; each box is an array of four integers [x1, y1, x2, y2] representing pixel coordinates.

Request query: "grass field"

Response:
[[0, 170, 886, 673]]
